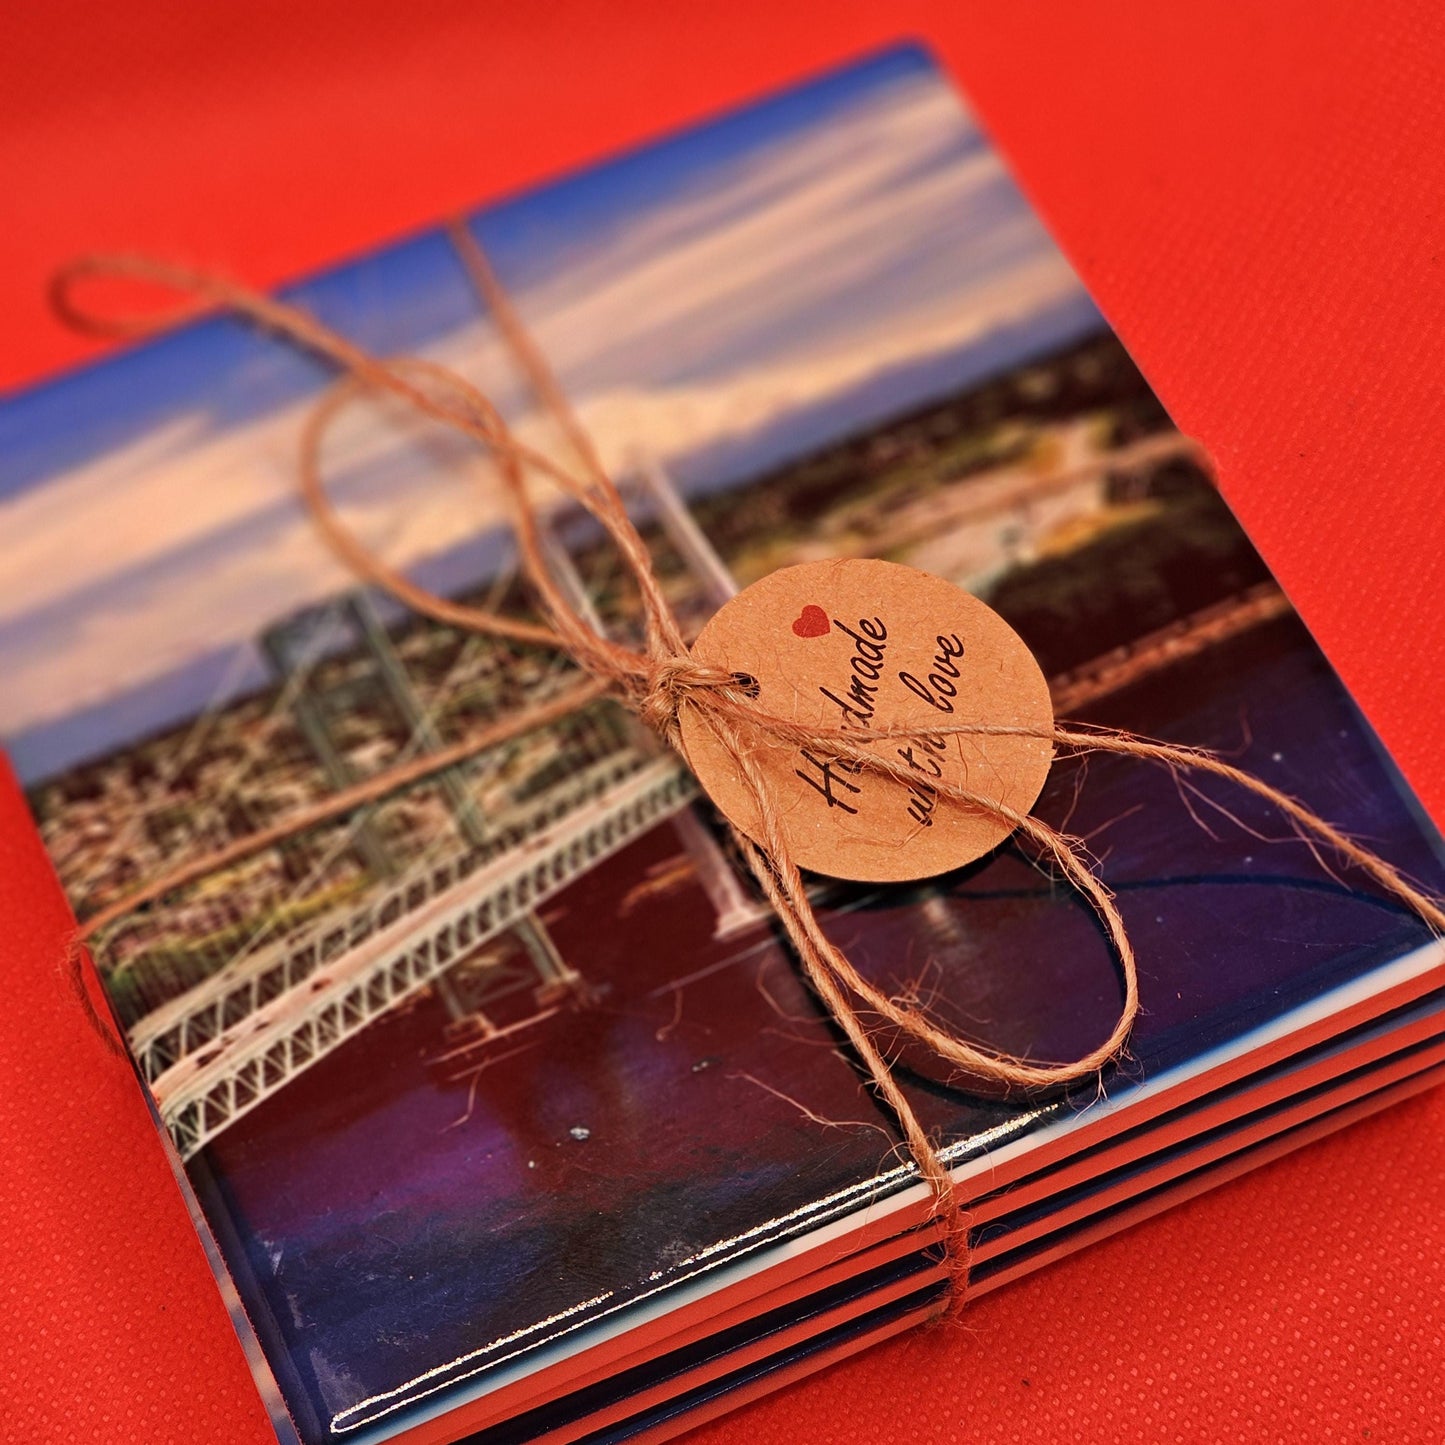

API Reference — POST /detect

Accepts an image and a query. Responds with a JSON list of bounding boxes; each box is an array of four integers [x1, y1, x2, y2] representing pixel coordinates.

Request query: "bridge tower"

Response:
[[259, 592, 582, 1024], [541, 448, 763, 938]]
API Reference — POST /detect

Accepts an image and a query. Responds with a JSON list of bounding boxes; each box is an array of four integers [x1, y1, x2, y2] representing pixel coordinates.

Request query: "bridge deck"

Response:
[[152, 756, 696, 1159], [1050, 584, 1289, 715], [128, 748, 650, 1082]]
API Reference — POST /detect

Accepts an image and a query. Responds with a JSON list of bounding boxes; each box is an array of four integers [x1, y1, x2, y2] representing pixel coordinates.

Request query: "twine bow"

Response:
[[53, 226, 1445, 1303]]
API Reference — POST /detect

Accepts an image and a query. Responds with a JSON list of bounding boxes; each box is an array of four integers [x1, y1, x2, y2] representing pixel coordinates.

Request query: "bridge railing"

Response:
[[154, 755, 699, 1159], [127, 742, 651, 1082]]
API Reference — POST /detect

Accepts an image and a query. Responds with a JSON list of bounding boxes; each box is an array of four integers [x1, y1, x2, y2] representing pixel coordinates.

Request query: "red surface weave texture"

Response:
[[2, 3, 1443, 1441]]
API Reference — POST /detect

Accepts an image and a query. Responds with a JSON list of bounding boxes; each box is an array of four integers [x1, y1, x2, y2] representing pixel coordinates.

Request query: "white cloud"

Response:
[[0, 65, 1088, 746]]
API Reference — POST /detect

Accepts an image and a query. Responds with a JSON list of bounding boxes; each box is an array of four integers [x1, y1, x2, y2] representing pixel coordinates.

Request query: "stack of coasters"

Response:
[[3, 43, 1441, 1445]]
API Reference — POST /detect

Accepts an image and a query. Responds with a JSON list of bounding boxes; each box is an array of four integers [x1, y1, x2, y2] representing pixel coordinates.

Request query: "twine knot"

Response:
[[636, 654, 754, 747]]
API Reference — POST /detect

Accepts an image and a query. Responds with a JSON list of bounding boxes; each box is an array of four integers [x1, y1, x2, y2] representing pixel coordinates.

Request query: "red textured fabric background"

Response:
[[3, 2, 1445, 1440]]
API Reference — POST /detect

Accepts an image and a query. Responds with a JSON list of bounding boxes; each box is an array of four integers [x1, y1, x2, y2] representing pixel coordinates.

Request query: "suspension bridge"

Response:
[[149, 757, 697, 1158], [94, 452, 761, 1160], [80, 434, 1275, 1162]]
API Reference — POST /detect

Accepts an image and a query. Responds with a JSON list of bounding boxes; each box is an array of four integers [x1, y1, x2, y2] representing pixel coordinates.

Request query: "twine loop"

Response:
[[51, 230, 1445, 1312]]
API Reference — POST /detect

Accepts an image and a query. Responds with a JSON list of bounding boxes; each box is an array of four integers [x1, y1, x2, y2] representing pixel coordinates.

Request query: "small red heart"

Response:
[[791, 604, 831, 639]]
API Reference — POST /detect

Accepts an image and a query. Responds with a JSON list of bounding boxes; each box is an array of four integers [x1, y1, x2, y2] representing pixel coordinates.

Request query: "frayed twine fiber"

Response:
[[52, 226, 1445, 1310]]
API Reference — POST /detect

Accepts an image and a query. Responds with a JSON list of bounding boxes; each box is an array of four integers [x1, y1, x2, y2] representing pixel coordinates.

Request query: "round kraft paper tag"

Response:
[[679, 558, 1055, 883]]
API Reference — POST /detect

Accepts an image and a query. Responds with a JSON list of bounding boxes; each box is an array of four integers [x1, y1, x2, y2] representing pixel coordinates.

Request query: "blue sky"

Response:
[[0, 44, 1101, 782], [0, 46, 938, 497]]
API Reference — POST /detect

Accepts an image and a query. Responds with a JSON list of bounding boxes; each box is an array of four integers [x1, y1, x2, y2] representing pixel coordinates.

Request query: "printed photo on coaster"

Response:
[[3, 42, 1443, 1445]]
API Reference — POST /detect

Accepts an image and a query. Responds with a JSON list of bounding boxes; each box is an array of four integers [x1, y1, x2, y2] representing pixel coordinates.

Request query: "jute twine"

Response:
[[51, 228, 1445, 1306]]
